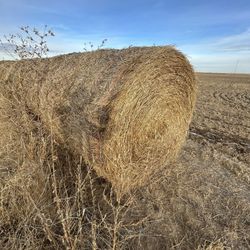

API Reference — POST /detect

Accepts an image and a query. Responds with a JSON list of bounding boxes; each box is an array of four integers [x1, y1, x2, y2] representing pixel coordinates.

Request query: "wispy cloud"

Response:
[[215, 28, 250, 52], [180, 28, 250, 53], [179, 29, 250, 73]]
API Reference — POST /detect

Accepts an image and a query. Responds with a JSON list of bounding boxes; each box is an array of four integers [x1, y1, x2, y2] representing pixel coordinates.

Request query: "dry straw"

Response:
[[0, 46, 196, 195]]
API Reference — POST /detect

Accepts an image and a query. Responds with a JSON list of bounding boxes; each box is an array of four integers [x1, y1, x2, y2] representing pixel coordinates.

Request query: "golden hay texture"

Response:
[[0, 46, 196, 195]]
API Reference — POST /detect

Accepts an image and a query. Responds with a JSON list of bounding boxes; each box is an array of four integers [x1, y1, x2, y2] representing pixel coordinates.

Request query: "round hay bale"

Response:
[[0, 46, 196, 195]]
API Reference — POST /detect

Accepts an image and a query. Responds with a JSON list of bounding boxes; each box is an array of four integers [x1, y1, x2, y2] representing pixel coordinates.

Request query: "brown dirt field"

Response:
[[190, 73, 250, 184], [136, 73, 250, 249]]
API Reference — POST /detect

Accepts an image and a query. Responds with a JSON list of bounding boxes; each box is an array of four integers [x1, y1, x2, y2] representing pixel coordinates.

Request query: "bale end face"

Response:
[[93, 47, 197, 195]]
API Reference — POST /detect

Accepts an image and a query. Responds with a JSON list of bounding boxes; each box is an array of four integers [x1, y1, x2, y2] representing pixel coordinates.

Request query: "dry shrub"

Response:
[[0, 46, 196, 195]]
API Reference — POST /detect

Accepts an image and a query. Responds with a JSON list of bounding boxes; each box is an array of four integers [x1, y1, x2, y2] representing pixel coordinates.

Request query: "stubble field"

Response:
[[157, 72, 250, 249]]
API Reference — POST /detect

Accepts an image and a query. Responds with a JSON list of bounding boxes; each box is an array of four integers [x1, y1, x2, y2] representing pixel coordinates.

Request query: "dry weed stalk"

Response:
[[0, 25, 54, 60]]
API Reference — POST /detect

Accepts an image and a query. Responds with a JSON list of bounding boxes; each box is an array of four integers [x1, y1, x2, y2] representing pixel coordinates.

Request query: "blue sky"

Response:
[[0, 0, 250, 73]]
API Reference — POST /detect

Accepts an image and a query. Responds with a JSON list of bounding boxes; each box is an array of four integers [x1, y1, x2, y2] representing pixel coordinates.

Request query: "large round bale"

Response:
[[0, 46, 196, 195]]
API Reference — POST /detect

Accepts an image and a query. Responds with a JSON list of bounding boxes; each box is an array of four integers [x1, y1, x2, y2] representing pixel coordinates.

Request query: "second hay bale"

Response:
[[0, 46, 196, 194]]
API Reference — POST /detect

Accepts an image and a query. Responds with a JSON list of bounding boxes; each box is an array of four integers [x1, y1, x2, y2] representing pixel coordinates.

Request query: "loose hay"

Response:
[[0, 46, 196, 195]]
